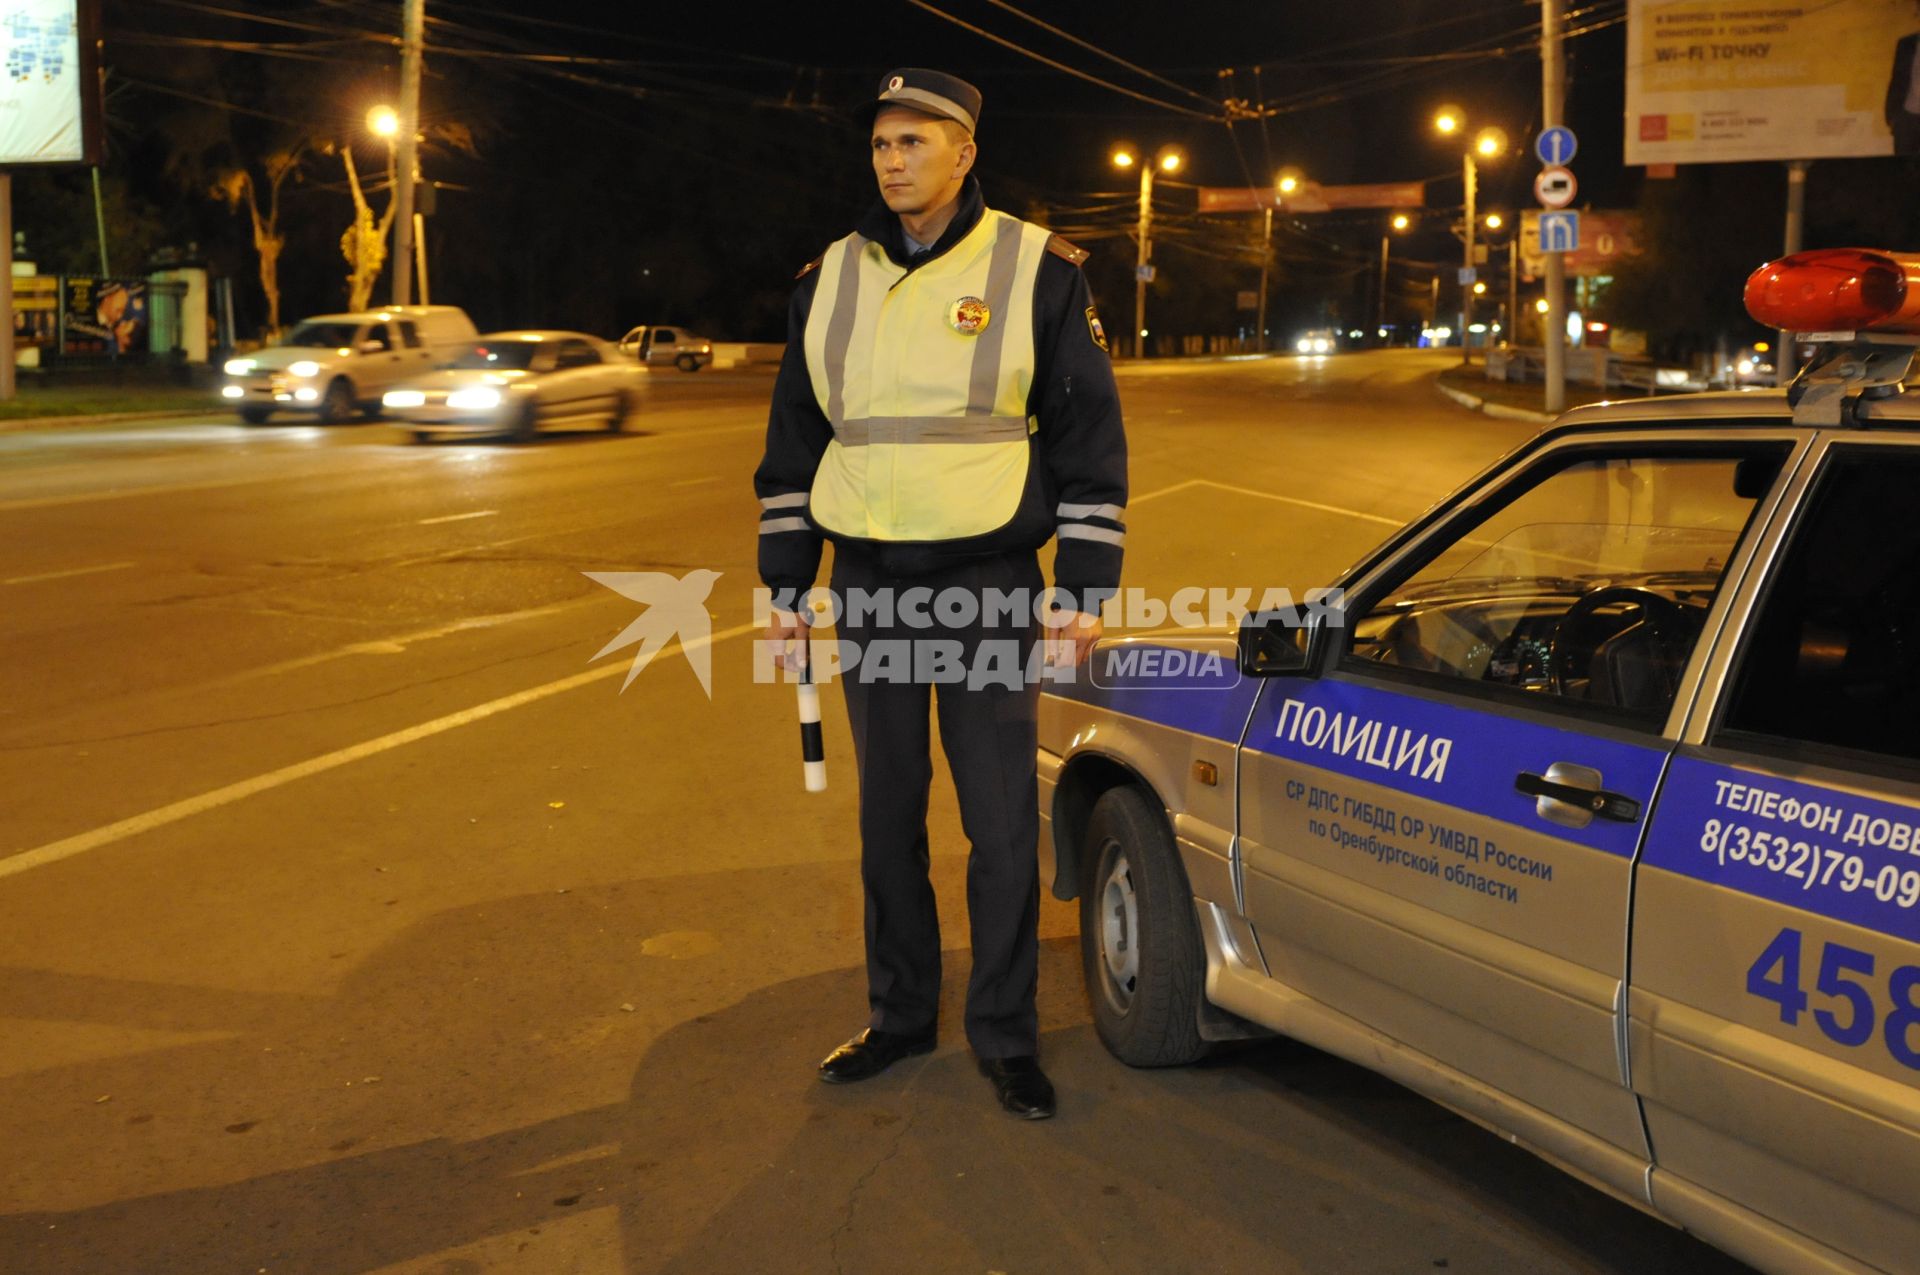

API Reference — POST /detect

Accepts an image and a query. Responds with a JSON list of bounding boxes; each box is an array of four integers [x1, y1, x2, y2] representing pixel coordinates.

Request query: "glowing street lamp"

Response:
[[366, 104, 400, 139]]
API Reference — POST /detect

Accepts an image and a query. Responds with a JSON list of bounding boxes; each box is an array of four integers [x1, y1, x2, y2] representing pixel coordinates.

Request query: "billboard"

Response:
[[1625, 0, 1912, 163], [59, 277, 148, 356], [0, 0, 100, 165], [1196, 181, 1425, 214], [1521, 210, 1647, 279]]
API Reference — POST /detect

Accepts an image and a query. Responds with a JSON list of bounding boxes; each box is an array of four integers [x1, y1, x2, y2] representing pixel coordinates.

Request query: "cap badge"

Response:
[[948, 296, 990, 335], [887, 75, 905, 91]]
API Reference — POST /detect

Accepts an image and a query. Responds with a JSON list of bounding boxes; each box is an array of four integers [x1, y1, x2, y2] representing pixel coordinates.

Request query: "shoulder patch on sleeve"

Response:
[[1085, 306, 1109, 354], [794, 253, 825, 281], [1045, 234, 1090, 267]]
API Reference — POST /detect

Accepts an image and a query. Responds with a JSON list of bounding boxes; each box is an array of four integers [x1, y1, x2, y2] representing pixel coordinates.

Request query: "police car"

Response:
[[1040, 248, 1920, 1275]]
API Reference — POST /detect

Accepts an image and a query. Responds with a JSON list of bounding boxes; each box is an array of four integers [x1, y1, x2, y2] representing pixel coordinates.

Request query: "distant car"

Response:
[[1294, 328, 1336, 356], [223, 306, 478, 425], [380, 331, 643, 442], [617, 325, 713, 371]]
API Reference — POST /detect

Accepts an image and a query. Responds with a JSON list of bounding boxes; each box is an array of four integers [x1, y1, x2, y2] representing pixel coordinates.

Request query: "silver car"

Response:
[[382, 331, 644, 442], [617, 325, 713, 372]]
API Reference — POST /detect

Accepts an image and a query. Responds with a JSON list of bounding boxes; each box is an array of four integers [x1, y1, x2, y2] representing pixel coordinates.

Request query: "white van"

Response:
[[222, 306, 479, 424]]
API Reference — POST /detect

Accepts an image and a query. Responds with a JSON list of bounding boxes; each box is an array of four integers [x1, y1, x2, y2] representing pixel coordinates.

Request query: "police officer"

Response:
[[754, 69, 1127, 1119]]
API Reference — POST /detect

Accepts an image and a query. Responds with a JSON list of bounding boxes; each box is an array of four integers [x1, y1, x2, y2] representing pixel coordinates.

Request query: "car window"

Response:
[[397, 321, 421, 349], [1345, 444, 1788, 724], [655, 328, 677, 344], [556, 339, 600, 368], [528, 345, 559, 373], [1717, 448, 1920, 769], [449, 342, 538, 371], [363, 323, 392, 352], [282, 322, 359, 349]]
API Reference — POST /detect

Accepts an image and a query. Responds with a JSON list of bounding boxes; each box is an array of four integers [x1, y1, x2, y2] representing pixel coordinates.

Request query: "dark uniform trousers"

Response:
[[829, 543, 1045, 1059]]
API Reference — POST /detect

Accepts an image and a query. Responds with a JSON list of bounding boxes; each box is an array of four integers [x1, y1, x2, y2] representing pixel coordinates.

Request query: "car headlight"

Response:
[[383, 390, 426, 408], [224, 358, 255, 376], [1295, 338, 1312, 353], [1314, 338, 1331, 353], [447, 388, 503, 410], [288, 360, 321, 378]]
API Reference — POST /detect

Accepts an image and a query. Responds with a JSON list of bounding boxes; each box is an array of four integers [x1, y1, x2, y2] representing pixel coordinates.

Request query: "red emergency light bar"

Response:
[[1744, 249, 1920, 333]]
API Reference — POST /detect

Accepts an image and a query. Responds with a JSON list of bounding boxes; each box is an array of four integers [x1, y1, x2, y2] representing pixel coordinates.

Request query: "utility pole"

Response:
[[1541, 0, 1568, 413], [1133, 160, 1151, 358], [1507, 237, 1519, 348], [1256, 204, 1271, 353], [1778, 160, 1809, 386], [1460, 153, 1476, 364], [390, 0, 423, 307]]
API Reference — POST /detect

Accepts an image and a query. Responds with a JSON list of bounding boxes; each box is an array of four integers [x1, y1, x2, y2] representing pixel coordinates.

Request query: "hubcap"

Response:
[[1097, 840, 1139, 1015]]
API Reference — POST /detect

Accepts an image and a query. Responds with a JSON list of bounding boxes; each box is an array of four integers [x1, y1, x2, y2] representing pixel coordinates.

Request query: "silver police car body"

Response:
[[1042, 309, 1920, 1274]]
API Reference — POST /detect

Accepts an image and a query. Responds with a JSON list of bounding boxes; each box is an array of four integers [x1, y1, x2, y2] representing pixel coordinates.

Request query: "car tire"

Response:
[[675, 353, 699, 373], [239, 407, 272, 425], [1079, 786, 1209, 1067], [513, 400, 540, 442], [608, 389, 635, 432], [318, 378, 355, 425]]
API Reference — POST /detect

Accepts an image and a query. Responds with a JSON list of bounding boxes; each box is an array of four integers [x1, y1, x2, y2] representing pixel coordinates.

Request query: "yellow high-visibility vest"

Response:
[[805, 208, 1052, 542]]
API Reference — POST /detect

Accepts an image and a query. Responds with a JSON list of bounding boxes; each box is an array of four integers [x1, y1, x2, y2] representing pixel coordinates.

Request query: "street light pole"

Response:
[[390, 0, 423, 307], [1461, 151, 1476, 364], [1133, 160, 1151, 359], [1542, 0, 1568, 412], [1256, 204, 1271, 354]]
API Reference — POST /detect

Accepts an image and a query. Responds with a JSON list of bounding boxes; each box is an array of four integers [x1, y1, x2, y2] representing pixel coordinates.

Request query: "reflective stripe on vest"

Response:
[[804, 209, 1051, 542]]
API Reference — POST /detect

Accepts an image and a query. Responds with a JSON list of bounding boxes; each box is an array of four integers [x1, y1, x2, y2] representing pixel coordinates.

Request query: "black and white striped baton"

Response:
[[797, 638, 826, 792]]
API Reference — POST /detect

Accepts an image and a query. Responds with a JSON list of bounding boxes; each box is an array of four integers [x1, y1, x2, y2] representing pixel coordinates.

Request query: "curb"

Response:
[[0, 407, 215, 434], [1434, 379, 1555, 425]]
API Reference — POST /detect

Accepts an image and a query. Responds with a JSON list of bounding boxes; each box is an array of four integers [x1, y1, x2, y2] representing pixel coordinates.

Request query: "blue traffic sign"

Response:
[[1539, 210, 1580, 254], [1535, 125, 1578, 167]]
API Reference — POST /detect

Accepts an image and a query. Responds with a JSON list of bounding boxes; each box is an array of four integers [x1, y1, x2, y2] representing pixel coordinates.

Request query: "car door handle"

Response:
[[1515, 771, 1642, 823]]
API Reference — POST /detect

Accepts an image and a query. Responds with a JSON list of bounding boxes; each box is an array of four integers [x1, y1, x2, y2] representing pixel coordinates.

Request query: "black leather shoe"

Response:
[[978, 1055, 1056, 1119], [817, 1027, 936, 1084]]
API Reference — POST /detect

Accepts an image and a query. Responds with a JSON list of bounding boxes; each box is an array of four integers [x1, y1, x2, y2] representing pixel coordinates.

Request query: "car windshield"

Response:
[[448, 342, 540, 371], [282, 322, 360, 348], [1428, 522, 1735, 590]]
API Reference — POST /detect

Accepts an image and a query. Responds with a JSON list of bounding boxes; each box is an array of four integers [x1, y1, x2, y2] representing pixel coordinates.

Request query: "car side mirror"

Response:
[[1237, 608, 1327, 678]]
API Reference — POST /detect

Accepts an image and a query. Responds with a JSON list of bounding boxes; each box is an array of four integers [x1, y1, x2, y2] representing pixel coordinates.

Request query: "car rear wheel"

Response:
[[675, 353, 699, 372], [1079, 786, 1208, 1067], [238, 406, 271, 425], [318, 378, 355, 425]]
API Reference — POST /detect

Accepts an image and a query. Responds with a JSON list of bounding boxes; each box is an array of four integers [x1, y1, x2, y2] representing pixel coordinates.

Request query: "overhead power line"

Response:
[[901, 0, 1222, 121], [977, 0, 1222, 109]]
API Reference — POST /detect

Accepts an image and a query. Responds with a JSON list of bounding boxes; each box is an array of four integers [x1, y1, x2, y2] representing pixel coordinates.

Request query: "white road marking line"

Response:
[[1129, 478, 1205, 505], [1189, 479, 1404, 527], [209, 601, 587, 687], [417, 509, 498, 526], [0, 619, 764, 882], [4, 561, 136, 586]]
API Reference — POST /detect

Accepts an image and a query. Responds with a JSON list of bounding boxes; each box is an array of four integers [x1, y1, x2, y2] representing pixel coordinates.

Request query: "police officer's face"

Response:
[[871, 108, 975, 216]]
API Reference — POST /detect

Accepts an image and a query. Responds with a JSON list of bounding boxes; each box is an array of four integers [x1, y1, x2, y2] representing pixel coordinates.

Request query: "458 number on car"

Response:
[[1747, 928, 1920, 1070]]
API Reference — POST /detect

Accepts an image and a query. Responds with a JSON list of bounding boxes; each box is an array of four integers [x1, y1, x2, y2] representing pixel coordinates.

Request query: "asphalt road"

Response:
[[0, 352, 1751, 1274]]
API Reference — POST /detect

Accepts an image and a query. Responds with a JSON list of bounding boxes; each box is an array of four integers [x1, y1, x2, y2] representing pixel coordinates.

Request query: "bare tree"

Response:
[[338, 144, 398, 312], [213, 146, 303, 340]]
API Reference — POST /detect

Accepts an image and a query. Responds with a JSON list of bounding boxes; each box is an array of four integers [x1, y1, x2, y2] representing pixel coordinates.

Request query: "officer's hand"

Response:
[[1046, 609, 1104, 667], [767, 608, 811, 672]]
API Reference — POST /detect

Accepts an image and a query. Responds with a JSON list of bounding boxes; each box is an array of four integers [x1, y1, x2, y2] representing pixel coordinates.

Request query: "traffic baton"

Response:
[[796, 637, 827, 792]]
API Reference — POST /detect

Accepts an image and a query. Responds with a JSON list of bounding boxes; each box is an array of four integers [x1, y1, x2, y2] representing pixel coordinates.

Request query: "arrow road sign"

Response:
[[1535, 125, 1577, 167], [1539, 210, 1580, 255], [1535, 166, 1578, 209]]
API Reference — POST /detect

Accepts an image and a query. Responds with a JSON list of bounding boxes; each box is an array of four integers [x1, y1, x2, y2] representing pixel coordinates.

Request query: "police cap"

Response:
[[858, 68, 981, 136]]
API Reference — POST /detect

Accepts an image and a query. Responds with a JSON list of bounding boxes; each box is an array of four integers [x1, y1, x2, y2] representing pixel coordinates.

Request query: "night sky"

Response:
[[61, 0, 1881, 351]]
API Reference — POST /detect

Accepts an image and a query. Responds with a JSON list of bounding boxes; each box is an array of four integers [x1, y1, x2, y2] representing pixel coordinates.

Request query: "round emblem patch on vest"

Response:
[[948, 296, 991, 335]]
